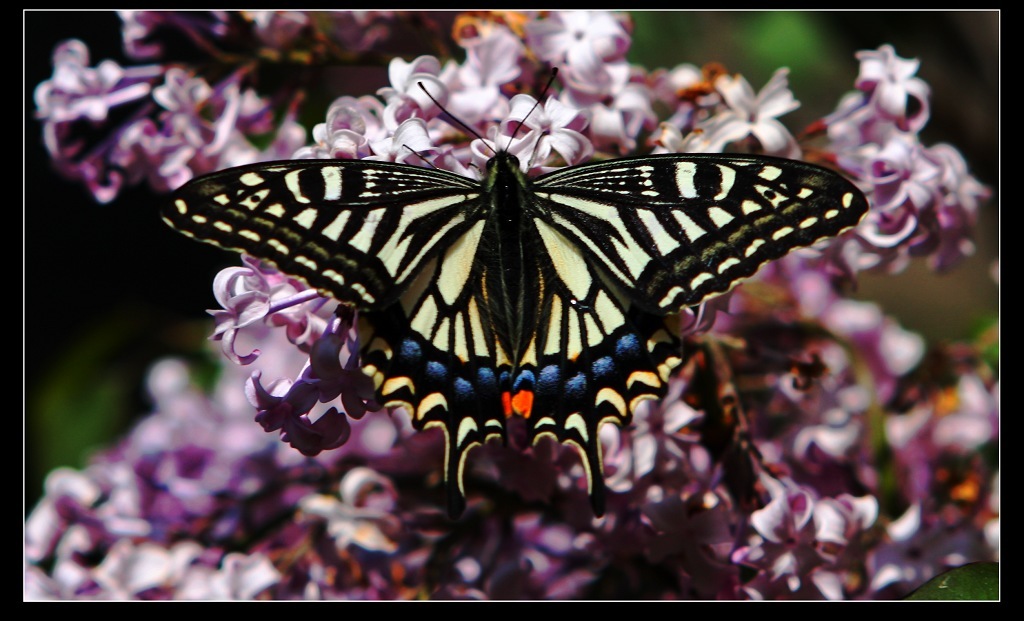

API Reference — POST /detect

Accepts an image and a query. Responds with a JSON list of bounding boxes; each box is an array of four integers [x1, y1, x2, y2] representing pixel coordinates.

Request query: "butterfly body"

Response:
[[165, 150, 868, 517], [480, 152, 535, 369]]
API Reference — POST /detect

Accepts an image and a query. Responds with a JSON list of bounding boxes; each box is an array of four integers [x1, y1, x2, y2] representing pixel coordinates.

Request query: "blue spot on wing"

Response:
[[454, 376, 475, 401], [476, 367, 499, 392], [512, 368, 535, 392], [565, 372, 587, 399], [426, 360, 449, 384], [537, 365, 561, 393], [401, 338, 422, 360], [616, 333, 642, 358], [592, 356, 615, 379]]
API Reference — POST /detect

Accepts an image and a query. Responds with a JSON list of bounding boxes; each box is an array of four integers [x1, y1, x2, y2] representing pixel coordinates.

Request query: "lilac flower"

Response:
[[649, 62, 720, 134], [299, 468, 403, 553], [681, 68, 802, 158], [790, 384, 869, 467], [89, 539, 277, 599], [601, 376, 707, 498], [432, 143, 480, 180], [864, 134, 940, 216], [573, 80, 656, 155], [34, 39, 163, 202], [490, 94, 593, 173], [823, 46, 931, 159], [118, 10, 171, 60], [521, 11, 652, 156], [25, 468, 103, 563], [321, 11, 395, 53], [82, 539, 190, 598], [145, 69, 264, 180], [441, 23, 524, 127], [244, 11, 311, 48], [649, 121, 688, 155], [208, 256, 329, 364], [249, 374, 352, 456], [884, 365, 998, 508], [367, 117, 437, 164], [814, 493, 878, 560], [247, 310, 378, 456], [929, 374, 998, 452], [33, 14, 312, 204], [821, 44, 989, 277], [525, 11, 630, 66], [34, 39, 157, 125], [174, 550, 281, 600], [26, 355, 289, 599], [641, 492, 740, 597], [294, 95, 386, 161], [524, 11, 631, 101], [820, 297, 926, 403], [855, 44, 931, 133], [919, 142, 990, 270], [732, 475, 877, 599], [377, 55, 448, 131], [846, 132, 943, 269], [424, 509, 611, 599], [732, 475, 824, 593]]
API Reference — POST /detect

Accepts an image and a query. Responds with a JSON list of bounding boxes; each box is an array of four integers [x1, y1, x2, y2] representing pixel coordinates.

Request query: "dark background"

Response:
[[25, 11, 998, 510]]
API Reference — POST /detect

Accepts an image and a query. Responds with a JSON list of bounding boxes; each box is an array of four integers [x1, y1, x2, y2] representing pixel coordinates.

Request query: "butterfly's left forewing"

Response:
[[164, 159, 484, 310]]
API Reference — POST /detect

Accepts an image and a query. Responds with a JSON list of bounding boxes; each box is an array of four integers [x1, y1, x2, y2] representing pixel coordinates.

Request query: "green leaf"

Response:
[[904, 562, 999, 600]]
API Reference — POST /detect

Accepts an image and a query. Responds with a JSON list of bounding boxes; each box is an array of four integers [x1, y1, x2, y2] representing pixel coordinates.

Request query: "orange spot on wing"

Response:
[[501, 391, 513, 417], [511, 390, 534, 418]]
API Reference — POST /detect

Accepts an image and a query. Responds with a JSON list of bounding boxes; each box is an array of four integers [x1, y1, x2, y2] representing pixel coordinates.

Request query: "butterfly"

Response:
[[164, 147, 868, 518]]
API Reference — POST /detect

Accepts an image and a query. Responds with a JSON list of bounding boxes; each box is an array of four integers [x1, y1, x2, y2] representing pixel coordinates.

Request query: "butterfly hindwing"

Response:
[[358, 248, 510, 518], [520, 233, 684, 512]]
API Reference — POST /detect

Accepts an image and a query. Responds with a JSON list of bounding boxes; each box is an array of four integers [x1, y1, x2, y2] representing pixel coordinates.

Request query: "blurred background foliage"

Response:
[[24, 11, 998, 512]]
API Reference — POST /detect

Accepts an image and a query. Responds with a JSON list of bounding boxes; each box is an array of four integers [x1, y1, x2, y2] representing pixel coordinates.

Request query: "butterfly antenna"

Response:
[[417, 82, 495, 156], [506, 68, 559, 152], [402, 145, 441, 170]]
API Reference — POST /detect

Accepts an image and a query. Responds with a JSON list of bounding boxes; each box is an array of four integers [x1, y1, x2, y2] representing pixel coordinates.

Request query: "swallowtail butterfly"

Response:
[[164, 144, 868, 518]]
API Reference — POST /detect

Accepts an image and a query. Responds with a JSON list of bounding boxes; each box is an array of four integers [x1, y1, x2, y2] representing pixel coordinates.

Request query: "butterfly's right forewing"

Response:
[[533, 153, 869, 314]]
